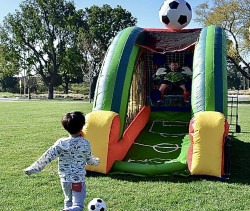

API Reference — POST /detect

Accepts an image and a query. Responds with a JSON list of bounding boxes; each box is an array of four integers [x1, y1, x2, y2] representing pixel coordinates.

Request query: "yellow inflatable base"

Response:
[[83, 110, 118, 174], [188, 111, 227, 177]]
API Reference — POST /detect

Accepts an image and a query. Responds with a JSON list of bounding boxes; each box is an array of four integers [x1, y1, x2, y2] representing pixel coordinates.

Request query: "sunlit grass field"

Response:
[[0, 100, 249, 210]]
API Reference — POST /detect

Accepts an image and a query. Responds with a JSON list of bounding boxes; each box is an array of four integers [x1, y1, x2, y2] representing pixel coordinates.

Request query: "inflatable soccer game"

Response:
[[82, 0, 230, 178]]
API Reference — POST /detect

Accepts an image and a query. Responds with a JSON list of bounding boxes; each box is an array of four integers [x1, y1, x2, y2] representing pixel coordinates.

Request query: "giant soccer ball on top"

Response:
[[88, 198, 107, 211], [159, 0, 192, 31]]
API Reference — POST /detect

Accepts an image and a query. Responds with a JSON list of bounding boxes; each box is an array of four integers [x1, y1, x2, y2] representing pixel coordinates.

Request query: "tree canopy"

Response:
[[78, 4, 137, 89], [195, 0, 250, 80], [0, 0, 137, 98], [0, 0, 85, 98]]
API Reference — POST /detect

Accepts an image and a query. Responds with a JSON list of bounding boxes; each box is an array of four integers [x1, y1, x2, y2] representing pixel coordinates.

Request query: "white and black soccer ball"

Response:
[[159, 0, 192, 31], [88, 198, 106, 211]]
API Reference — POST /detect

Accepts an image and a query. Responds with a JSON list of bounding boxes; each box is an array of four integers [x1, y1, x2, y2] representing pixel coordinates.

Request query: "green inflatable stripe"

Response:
[[102, 28, 135, 110], [93, 30, 123, 110], [205, 26, 216, 111], [110, 27, 144, 118], [118, 46, 141, 135], [93, 26, 144, 137], [213, 26, 228, 116], [94, 27, 143, 113], [112, 161, 187, 176], [191, 26, 227, 117], [222, 31, 228, 116], [191, 27, 207, 115]]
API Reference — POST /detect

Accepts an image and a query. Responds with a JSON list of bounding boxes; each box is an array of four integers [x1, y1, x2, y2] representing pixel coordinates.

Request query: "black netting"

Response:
[[135, 29, 201, 53], [124, 29, 199, 129], [125, 56, 145, 129]]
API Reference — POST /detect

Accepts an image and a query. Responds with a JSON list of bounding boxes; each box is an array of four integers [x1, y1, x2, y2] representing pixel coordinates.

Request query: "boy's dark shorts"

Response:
[[162, 79, 185, 87]]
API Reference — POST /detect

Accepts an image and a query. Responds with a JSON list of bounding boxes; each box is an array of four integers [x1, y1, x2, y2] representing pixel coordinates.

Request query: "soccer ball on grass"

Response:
[[87, 198, 106, 211], [159, 0, 192, 31]]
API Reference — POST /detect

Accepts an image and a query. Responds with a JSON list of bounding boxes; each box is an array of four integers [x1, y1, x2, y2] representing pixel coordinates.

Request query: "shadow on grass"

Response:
[[87, 137, 250, 185], [229, 136, 250, 184], [87, 171, 194, 183], [235, 131, 250, 134]]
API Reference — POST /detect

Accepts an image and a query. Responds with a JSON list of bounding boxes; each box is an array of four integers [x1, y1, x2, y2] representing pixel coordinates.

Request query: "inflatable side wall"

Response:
[[83, 106, 150, 174], [93, 27, 144, 137], [83, 27, 146, 174], [188, 26, 229, 177], [188, 111, 229, 177], [191, 26, 227, 117]]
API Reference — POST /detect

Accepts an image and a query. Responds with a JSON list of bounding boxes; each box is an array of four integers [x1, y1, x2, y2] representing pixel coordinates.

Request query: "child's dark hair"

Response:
[[170, 59, 179, 64], [61, 111, 85, 134]]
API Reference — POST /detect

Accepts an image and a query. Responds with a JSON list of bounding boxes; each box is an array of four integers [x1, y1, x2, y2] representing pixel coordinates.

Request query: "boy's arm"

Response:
[[86, 156, 100, 166], [24, 145, 60, 175], [85, 141, 100, 166]]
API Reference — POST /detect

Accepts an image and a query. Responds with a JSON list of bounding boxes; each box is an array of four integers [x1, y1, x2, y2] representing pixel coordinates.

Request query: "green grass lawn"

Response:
[[0, 100, 249, 210]]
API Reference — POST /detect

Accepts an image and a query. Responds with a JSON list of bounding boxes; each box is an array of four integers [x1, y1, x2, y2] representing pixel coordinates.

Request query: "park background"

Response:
[[0, 0, 249, 210], [0, 0, 249, 99]]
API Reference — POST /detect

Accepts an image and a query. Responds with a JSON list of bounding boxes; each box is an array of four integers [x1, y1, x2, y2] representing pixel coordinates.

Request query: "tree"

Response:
[[0, 0, 86, 99], [60, 46, 84, 94], [227, 59, 243, 89], [78, 4, 137, 99], [195, 0, 250, 80], [0, 76, 19, 93]]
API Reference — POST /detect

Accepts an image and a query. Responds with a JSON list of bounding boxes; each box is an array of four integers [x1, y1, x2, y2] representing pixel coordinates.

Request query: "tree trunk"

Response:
[[64, 81, 69, 94], [89, 75, 98, 101], [48, 83, 54, 99]]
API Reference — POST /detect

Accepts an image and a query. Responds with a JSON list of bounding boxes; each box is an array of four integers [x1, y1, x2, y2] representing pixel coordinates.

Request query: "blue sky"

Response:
[[0, 0, 203, 29]]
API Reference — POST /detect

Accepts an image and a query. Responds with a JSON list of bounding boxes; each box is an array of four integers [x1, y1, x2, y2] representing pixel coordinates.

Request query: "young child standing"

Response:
[[24, 111, 100, 211]]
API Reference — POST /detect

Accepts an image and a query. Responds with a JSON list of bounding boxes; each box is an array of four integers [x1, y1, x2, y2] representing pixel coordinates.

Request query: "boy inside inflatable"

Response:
[[151, 60, 191, 104]]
